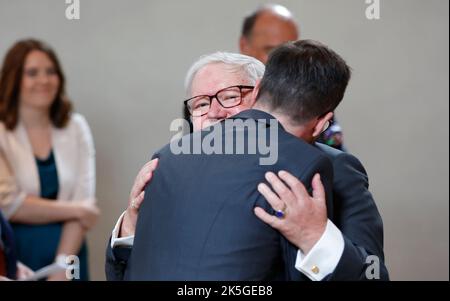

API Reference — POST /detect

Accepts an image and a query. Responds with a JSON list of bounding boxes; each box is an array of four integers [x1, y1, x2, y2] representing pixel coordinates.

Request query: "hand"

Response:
[[254, 171, 328, 255], [16, 261, 34, 280], [120, 158, 159, 237], [47, 271, 68, 281], [75, 201, 100, 230]]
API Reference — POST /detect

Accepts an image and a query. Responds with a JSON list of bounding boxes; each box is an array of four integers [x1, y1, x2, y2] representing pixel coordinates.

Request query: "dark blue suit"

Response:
[[314, 144, 388, 280], [105, 109, 388, 280], [108, 109, 334, 280]]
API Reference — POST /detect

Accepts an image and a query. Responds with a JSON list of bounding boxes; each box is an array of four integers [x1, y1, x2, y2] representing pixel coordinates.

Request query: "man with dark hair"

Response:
[[252, 41, 387, 280], [256, 39, 350, 132], [107, 40, 388, 281], [239, 4, 345, 150]]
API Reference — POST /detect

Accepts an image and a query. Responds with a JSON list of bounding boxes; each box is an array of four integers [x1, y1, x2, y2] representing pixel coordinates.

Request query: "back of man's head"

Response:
[[256, 39, 351, 124]]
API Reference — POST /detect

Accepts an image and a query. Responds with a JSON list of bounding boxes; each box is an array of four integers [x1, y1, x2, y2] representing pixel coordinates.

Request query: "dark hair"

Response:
[[0, 39, 72, 130], [241, 4, 296, 39], [241, 9, 262, 39], [256, 39, 351, 124]]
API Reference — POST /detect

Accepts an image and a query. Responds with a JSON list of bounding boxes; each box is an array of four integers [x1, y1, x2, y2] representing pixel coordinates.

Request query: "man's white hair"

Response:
[[184, 52, 265, 96]]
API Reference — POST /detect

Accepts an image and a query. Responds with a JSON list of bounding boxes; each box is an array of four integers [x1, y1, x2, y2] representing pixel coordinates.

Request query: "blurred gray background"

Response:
[[0, 0, 448, 280]]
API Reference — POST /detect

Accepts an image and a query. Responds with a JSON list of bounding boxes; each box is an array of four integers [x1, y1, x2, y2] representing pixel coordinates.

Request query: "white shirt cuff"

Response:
[[110, 211, 135, 248], [295, 219, 345, 281]]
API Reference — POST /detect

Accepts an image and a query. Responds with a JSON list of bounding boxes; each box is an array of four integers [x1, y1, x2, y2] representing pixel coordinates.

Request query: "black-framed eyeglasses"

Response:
[[184, 85, 254, 117]]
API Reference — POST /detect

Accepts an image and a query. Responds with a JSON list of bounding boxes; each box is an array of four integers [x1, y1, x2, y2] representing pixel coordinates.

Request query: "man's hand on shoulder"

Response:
[[119, 158, 159, 237], [254, 171, 327, 254]]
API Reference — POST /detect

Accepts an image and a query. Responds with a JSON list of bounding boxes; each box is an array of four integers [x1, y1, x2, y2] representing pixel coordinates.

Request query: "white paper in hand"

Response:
[[21, 259, 68, 281]]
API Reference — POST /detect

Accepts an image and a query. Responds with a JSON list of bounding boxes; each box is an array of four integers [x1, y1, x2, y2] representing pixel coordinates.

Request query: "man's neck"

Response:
[[252, 103, 313, 143]]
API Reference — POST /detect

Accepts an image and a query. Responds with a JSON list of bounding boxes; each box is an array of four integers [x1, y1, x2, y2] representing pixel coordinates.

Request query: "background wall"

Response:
[[0, 0, 448, 280]]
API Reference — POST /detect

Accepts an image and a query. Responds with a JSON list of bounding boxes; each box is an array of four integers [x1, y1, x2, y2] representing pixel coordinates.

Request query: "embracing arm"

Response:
[[255, 152, 388, 281], [254, 153, 337, 281], [324, 153, 388, 280], [105, 159, 158, 280]]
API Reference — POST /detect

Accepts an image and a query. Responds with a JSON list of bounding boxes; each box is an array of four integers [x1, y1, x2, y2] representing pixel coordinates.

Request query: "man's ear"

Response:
[[249, 79, 261, 107], [239, 36, 248, 53], [312, 112, 334, 138]]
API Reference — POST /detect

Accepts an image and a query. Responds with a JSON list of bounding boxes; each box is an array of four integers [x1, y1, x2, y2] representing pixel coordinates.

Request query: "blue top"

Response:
[[35, 151, 59, 200], [11, 150, 89, 280]]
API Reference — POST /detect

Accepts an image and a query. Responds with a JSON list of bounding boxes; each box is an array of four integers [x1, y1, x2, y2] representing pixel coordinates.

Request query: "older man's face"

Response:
[[190, 63, 255, 130]]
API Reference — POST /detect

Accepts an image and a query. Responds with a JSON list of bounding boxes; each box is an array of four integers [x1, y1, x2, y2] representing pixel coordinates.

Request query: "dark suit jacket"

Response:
[[314, 143, 389, 280], [105, 110, 389, 281], [0, 210, 17, 279], [107, 109, 334, 281]]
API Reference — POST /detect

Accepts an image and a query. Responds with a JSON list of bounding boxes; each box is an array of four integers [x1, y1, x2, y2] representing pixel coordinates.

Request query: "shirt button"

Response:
[[311, 265, 320, 274]]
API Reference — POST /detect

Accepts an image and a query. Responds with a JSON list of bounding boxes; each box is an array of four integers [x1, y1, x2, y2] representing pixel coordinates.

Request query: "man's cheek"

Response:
[[229, 106, 247, 116], [195, 116, 211, 131]]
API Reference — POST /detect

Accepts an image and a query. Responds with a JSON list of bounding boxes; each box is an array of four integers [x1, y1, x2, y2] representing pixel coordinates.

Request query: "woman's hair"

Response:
[[0, 39, 72, 130]]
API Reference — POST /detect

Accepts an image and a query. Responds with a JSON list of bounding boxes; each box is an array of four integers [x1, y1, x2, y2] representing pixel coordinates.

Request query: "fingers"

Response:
[[17, 262, 34, 280], [79, 204, 100, 230], [131, 170, 149, 198], [23, 267, 34, 278], [277, 170, 310, 203], [87, 203, 100, 215], [311, 173, 325, 203], [254, 207, 281, 229], [257, 182, 284, 212], [134, 190, 145, 210], [264, 172, 296, 207], [131, 159, 159, 199], [149, 158, 159, 171]]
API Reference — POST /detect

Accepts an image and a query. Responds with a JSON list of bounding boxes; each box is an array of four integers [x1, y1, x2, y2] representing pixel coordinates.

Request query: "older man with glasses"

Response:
[[107, 41, 388, 281]]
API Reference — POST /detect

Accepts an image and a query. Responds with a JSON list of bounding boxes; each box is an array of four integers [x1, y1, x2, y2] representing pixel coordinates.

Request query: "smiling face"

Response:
[[190, 63, 256, 130], [19, 50, 60, 112]]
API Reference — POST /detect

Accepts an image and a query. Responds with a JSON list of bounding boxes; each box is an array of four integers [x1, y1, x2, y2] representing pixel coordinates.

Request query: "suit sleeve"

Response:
[[105, 237, 132, 281], [325, 153, 389, 280], [105, 151, 162, 281]]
